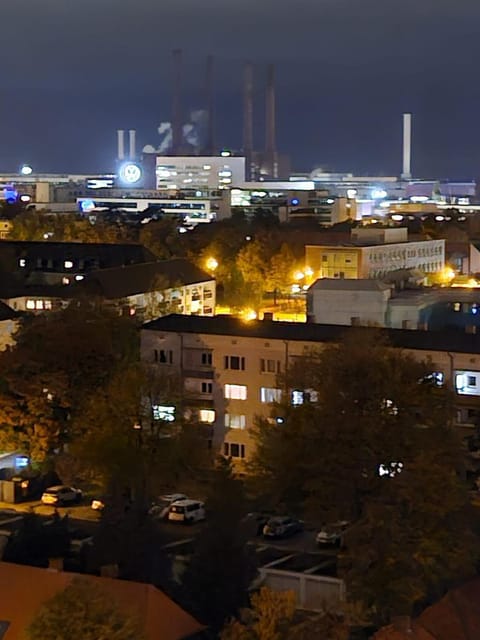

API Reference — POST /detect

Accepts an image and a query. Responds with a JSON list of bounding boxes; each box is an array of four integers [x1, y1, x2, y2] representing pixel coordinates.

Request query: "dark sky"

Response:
[[1, 0, 480, 178]]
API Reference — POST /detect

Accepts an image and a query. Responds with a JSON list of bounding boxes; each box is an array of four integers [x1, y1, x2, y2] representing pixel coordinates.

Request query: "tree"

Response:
[[265, 243, 297, 294], [72, 364, 211, 503], [27, 577, 142, 640], [181, 457, 256, 633], [250, 330, 478, 623], [221, 587, 349, 640], [0, 301, 138, 460]]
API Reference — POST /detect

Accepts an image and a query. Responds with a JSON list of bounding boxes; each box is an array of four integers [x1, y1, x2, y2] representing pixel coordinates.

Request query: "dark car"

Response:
[[243, 511, 273, 536], [262, 516, 304, 539]]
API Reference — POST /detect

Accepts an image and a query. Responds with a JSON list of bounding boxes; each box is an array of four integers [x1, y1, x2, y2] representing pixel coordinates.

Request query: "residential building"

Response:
[[0, 258, 215, 319], [0, 561, 203, 640], [141, 314, 480, 462], [305, 238, 445, 279]]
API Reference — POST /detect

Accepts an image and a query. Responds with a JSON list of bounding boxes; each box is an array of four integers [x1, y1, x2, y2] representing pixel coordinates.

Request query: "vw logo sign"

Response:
[[119, 163, 142, 184]]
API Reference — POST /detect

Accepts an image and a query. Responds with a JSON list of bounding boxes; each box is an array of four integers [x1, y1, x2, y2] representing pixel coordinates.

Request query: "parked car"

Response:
[[167, 499, 206, 524], [41, 486, 82, 506], [262, 516, 304, 539], [316, 521, 349, 547], [149, 493, 188, 520], [243, 511, 273, 536]]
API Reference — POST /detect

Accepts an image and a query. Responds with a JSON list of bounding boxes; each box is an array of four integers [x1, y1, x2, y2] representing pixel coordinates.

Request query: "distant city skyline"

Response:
[[1, 0, 479, 178]]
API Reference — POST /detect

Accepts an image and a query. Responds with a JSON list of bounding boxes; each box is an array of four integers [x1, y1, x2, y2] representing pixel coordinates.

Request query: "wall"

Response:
[[308, 288, 391, 326], [141, 325, 480, 461]]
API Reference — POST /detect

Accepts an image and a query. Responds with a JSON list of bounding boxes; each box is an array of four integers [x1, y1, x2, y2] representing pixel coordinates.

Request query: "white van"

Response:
[[167, 499, 206, 524]]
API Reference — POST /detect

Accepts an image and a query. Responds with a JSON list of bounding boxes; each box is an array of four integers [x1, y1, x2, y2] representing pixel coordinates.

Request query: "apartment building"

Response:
[[141, 314, 480, 462]]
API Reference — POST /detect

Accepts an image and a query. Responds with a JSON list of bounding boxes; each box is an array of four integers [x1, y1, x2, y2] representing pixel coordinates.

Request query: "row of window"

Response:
[[224, 384, 282, 403], [155, 350, 281, 374]]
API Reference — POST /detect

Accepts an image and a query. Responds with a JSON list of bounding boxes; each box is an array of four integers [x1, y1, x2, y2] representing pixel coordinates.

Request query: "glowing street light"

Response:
[[20, 164, 33, 176], [293, 271, 304, 281], [206, 257, 218, 272]]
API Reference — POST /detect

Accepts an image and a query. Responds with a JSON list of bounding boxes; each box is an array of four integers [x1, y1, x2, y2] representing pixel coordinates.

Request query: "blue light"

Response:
[[291, 198, 299, 206], [79, 199, 95, 213], [15, 455, 29, 468], [3, 186, 18, 203]]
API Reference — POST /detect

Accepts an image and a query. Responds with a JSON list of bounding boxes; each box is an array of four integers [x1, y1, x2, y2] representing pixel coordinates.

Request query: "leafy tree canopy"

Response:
[[27, 577, 143, 640]]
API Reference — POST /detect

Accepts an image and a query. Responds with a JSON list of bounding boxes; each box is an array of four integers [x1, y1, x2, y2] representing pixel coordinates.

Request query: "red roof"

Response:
[[0, 561, 204, 640], [372, 578, 480, 640]]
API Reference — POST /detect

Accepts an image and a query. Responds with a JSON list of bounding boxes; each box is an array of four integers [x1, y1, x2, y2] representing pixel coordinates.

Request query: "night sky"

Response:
[[1, 0, 480, 178]]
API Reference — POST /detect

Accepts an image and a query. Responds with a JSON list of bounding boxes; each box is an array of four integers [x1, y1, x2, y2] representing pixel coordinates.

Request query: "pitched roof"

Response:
[[373, 578, 480, 640], [81, 258, 213, 299], [0, 301, 20, 321], [0, 240, 157, 272], [142, 313, 480, 355], [0, 561, 204, 640]]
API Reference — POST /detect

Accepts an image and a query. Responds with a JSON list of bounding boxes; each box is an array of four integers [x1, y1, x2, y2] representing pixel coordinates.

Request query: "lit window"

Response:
[[292, 390, 304, 405], [62, 277, 70, 285], [199, 409, 215, 423], [225, 414, 246, 429], [26, 300, 35, 310], [64, 260, 73, 269], [19, 259, 26, 268], [152, 405, 175, 422], [35, 300, 44, 310], [455, 370, 480, 396], [44, 300, 52, 310], [75, 275, 84, 281], [260, 387, 282, 403], [225, 384, 247, 400]]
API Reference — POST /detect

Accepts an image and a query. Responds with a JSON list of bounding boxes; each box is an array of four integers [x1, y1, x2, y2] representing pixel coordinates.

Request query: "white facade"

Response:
[[155, 156, 245, 191], [307, 280, 392, 326], [306, 239, 445, 280]]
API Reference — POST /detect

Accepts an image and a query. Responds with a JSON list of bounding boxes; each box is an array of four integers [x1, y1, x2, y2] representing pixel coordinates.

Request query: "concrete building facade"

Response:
[[141, 315, 480, 463]]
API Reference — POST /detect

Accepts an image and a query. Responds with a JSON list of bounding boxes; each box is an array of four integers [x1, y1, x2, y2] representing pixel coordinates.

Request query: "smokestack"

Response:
[[402, 113, 412, 179], [172, 49, 183, 155], [243, 62, 254, 181], [117, 129, 125, 161], [205, 55, 215, 155], [128, 129, 136, 160], [265, 64, 277, 178]]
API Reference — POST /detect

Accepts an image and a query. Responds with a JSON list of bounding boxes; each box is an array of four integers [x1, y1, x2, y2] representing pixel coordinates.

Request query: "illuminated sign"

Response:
[[119, 163, 142, 184]]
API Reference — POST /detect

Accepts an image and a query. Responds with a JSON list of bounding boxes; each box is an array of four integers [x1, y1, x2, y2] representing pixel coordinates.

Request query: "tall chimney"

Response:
[[205, 55, 215, 155], [128, 129, 136, 160], [117, 129, 125, 161], [243, 62, 254, 181], [265, 64, 277, 178], [172, 49, 183, 155], [402, 112, 412, 179]]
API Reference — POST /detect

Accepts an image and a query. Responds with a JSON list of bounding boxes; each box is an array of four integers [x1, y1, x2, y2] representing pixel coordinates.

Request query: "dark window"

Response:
[[468, 376, 477, 386], [201, 352, 212, 366], [224, 355, 245, 370], [0, 622, 10, 639], [201, 382, 213, 394], [156, 349, 173, 364]]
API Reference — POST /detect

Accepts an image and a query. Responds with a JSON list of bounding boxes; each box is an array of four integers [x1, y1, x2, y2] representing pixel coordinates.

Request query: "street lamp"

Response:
[[206, 257, 218, 272]]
